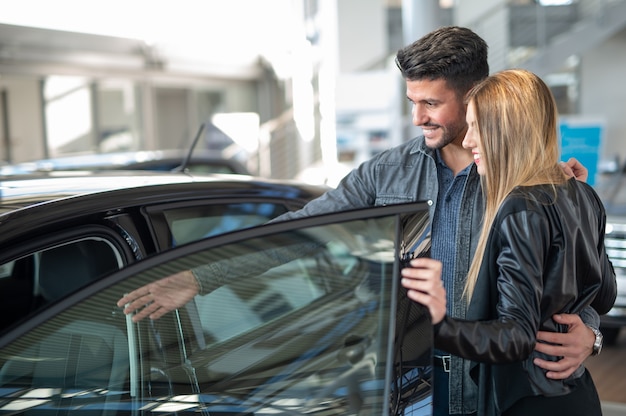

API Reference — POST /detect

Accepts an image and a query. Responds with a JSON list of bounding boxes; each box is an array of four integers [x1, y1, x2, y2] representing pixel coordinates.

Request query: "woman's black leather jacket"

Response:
[[434, 178, 616, 415]]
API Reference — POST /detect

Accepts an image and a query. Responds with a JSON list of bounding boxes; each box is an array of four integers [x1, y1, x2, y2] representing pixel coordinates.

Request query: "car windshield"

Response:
[[0, 203, 433, 415]]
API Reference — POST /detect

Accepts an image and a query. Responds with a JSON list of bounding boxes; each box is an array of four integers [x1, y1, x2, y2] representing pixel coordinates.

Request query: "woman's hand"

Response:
[[401, 257, 447, 324], [560, 157, 588, 182]]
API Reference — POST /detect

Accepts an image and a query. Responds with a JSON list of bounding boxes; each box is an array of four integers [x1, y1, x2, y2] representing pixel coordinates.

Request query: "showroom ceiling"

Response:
[[0, 0, 299, 80]]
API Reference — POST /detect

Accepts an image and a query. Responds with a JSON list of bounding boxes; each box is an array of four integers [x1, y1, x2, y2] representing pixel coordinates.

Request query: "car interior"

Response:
[[0, 238, 123, 333]]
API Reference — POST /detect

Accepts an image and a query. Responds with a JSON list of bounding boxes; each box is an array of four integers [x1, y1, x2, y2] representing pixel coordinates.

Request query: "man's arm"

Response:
[[118, 239, 324, 321], [534, 312, 596, 379]]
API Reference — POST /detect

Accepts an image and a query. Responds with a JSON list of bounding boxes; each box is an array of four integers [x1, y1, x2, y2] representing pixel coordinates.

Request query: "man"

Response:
[[119, 26, 600, 415]]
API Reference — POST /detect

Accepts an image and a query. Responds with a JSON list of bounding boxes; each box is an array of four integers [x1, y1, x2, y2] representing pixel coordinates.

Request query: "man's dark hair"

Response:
[[395, 26, 489, 97]]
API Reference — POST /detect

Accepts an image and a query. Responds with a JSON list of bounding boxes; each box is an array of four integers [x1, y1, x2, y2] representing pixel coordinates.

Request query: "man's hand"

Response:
[[117, 270, 200, 322], [534, 313, 595, 379], [560, 157, 588, 183]]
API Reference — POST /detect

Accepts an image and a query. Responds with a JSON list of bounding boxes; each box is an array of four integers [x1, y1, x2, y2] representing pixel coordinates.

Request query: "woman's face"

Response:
[[462, 101, 484, 175]]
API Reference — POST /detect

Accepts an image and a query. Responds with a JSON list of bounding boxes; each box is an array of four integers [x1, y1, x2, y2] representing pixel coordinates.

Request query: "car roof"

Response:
[[0, 170, 327, 215]]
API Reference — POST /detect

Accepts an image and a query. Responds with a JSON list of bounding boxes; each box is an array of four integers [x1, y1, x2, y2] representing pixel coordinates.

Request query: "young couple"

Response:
[[119, 26, 616, 415], [401, 67, 615, 415]]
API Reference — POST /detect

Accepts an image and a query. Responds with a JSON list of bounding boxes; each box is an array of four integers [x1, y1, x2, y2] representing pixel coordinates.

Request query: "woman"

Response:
[[400, 69, 616, 416]]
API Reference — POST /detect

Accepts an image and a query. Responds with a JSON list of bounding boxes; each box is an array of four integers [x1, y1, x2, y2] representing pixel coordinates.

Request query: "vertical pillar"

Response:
[[140, 81, 157, 150], [1, 89, 11, 163], [38, 79, 49, 159], [90, 82, 100, 152], [402, 0, 440, 46]]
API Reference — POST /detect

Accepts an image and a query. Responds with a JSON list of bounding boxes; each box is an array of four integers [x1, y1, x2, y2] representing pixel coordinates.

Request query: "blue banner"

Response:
[[559, 118, 604, 186]]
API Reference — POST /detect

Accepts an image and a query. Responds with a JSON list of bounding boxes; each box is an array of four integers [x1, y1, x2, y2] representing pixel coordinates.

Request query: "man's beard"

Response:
[[423, 121, 467, 150]]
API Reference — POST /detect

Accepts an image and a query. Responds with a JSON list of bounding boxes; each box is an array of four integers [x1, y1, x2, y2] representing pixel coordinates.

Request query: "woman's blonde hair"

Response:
[[464, 69, 568, 299]]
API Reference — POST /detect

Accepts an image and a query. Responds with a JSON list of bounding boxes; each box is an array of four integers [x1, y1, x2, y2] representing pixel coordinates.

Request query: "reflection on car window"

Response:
[[193, 235, 360, 344], [0, 237, 123, 333], [0, 207, 432, 415], [163, 202, 288, 245]]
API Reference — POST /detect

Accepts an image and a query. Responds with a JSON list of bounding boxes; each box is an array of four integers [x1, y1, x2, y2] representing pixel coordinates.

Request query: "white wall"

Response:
[[580, 27, 626, 164], [336, 0, 387, 72], [0, 76, 45, 163]]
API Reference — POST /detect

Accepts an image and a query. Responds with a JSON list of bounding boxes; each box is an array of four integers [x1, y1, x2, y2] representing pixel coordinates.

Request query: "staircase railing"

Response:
[[463, 0, 626, 75]]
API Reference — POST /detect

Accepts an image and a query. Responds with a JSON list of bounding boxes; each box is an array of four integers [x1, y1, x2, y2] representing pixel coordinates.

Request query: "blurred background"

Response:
[[0, 0, 624, 186]]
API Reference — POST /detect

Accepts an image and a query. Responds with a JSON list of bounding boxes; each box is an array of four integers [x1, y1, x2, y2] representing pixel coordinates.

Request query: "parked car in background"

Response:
[[0, 149, 250, 176], [0, 170, 434, 414], [595, 162, 626, 344]]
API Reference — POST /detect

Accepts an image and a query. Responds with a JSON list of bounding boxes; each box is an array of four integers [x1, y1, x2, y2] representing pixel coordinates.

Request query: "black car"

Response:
[[0, 170, 434, 415], [0, 170, 325, 329]]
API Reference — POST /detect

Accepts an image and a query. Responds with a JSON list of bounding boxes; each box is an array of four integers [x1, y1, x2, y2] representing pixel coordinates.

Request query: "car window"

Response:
[[0, 237, 124, 333], [160, 202, 289, 246], [0, 203, 433, 415], [192, 235, 361, 344]]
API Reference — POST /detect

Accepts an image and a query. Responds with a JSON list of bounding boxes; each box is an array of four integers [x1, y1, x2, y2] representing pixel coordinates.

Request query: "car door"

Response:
[[0, 202, 433, 416]]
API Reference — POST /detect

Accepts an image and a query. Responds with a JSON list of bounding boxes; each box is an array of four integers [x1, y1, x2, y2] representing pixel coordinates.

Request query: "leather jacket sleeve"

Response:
[[588, 186, 617, 315], [592, 252, 616, 315], [579, 182, 616, 324]]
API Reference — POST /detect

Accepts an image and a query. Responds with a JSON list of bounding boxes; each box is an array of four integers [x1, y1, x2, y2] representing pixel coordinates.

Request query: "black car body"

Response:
[[0, 171, 434, 415]]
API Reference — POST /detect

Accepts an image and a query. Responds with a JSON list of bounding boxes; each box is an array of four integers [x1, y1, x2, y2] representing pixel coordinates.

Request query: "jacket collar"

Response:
[[409, 135, 433, 156]]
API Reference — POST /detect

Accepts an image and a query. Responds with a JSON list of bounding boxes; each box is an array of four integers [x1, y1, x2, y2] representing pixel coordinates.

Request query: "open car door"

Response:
[[0, 202, 433, 415]]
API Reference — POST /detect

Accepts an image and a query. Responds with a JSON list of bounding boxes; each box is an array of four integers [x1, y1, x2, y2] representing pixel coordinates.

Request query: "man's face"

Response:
[[405, 78, 468, 150]]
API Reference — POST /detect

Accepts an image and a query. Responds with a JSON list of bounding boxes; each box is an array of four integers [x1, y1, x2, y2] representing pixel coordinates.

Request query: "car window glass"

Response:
[[163, 202, 288, 245], [0, 237, 123, 333], [0, 207, 432, 415], [192, 233, 361, 344]]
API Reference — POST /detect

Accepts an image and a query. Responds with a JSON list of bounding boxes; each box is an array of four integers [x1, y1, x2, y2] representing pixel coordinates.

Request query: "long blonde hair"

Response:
[[464, 69, 568, 299]]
